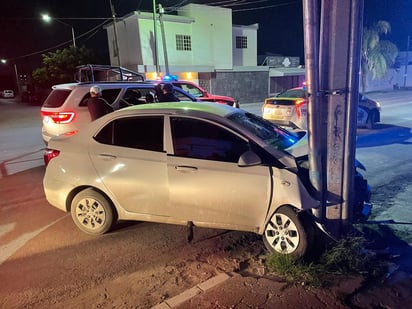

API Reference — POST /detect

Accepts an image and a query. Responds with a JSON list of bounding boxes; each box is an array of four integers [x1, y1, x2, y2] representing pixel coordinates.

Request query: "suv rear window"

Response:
[[42, 89, 71, 108]]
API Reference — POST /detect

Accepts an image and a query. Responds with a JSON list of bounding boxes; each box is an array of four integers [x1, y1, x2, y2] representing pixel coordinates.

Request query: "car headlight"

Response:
[[376, 101, 381, 110]]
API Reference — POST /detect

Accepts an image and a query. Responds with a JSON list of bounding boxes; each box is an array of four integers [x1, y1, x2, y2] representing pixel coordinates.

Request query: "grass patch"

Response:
[[265, 236, 387, 287], [265, 253, 322, 286]]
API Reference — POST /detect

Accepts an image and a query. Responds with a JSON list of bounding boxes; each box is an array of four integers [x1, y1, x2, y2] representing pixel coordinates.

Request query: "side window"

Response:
[[79, 88, 122, 106], [95, 116, 164, 152], [171, 117, 249, 163], [102, 88, 122, 104], [180, 84, 202, 97], [173, 88, 194, 101], [121, 88, 155, 107]]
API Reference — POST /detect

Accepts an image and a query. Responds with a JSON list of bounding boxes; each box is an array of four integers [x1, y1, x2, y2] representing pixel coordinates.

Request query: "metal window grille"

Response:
[[236, 36, 248, 49], [176, 35, 192, 51]]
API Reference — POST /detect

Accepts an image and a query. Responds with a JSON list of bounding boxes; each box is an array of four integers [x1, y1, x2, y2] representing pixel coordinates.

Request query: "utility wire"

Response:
[[4, 19, 112, 62]]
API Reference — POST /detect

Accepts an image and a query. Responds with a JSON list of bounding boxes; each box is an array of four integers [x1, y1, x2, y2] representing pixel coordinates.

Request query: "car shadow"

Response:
[[359, 222, 412, 274], [356, 124, 412, 148]]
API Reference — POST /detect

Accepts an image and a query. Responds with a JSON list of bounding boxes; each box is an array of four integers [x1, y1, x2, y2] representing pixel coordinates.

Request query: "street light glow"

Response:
[[41, 14, 52, 23], [41, 13, 76, 48]]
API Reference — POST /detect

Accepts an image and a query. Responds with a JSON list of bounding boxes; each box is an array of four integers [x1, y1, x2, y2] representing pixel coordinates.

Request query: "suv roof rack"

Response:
[[75, 64, 145, 83]]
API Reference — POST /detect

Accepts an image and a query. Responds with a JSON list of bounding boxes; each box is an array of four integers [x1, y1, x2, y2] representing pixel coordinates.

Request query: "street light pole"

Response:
[[41, 14, 76, 48], [1, 59, 21, 96], [152, 0, 160, 74], [158, 4, 170, 75], [109, 0, 121, 67]]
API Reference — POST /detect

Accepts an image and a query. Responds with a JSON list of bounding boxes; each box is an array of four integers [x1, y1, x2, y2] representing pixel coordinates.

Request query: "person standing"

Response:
[[159, 83, 180, 102], [87, 85, 113, 121]]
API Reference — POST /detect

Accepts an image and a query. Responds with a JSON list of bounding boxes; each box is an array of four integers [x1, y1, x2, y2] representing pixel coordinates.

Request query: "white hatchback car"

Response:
[[43, 102, 372, 259], [40, 82, 198, 144]]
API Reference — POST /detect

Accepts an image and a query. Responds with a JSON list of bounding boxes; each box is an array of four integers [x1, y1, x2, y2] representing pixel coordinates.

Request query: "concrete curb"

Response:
[[151, 272, 232, 308]]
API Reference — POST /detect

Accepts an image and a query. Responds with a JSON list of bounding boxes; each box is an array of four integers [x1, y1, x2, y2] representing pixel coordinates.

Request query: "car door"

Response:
[[166, 116, 272, 231], [89, 115, 170, 216]]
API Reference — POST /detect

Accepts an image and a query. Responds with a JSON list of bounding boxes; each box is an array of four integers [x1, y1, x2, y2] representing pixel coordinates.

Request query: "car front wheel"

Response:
[[366, 110, 378, 129], [71, 188, 115, 235], [263, 206, 313, 260]]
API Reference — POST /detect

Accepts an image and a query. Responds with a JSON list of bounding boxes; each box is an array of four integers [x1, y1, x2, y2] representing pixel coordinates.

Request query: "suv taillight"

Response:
[[41, 111, 76, 124], [44, 149, 60, 166]]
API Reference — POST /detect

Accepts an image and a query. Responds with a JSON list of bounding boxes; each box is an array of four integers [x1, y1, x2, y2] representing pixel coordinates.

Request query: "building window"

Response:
[[176, 35, 192, 51], [236, 36, 248, 49]]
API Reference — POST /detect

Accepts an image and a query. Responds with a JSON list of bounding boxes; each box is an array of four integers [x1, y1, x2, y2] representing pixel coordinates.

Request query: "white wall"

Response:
[[178, 4, 233, 69], [156, 20, 194, 66], [105, 4, 259, 72], [232, 25, 258, 66]]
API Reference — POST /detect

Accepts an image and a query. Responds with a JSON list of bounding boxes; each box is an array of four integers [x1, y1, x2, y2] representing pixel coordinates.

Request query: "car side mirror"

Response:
[[238, 150, 262, 167]]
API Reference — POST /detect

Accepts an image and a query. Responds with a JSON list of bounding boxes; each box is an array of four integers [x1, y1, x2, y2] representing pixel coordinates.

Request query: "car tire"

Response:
[[263, 206, 313, 260], [71, 188, 115, 235], [366, 110, 377, 129]]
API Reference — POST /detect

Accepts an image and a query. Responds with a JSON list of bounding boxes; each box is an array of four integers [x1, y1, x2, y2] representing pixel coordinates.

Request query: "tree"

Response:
[[361, 20, 398, 92], [32, 46, 98, 88]]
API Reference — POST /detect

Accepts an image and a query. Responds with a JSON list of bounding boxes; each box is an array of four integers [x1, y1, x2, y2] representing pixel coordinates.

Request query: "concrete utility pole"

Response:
[[303, 0, 364, 238]]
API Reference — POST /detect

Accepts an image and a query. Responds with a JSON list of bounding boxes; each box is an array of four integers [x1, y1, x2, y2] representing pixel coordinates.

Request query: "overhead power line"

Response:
[[4, 18, 112, 62]]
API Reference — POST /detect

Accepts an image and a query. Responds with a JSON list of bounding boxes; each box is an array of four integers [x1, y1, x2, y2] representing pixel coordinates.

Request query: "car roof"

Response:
[[122, 101, 236, 117], [51, 81, 157, 89]]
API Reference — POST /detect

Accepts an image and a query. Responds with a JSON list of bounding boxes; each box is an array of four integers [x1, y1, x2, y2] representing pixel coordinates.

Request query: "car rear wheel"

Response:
[[263, 206, 313, 260], [71, 189, 115, 235]]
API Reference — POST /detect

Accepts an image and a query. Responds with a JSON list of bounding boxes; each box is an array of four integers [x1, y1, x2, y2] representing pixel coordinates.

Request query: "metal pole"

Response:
[[342, 0, 364, 225], [14, 64, 22, 96], [158, 4, 170, 75], [152, 0, 160, 74], [71, 26, 76, 48], [302, 0, 325, 222], [110, 0, 122, 67], [54, 18, 77, 48], [404, 36, 410, 88]]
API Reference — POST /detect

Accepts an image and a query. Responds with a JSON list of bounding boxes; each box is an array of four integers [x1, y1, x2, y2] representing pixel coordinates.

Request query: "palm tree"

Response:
[[361, 20, 398, 92]]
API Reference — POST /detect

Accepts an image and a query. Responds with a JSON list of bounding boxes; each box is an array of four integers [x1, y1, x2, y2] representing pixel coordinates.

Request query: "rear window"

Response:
[[42, 89, 71, 108], [277, 89, 305, 98], [266, 99, 297, 106]]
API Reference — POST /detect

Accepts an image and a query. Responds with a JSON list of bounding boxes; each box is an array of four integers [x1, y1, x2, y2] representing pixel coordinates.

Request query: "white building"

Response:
[[104, 3, 304, 102]]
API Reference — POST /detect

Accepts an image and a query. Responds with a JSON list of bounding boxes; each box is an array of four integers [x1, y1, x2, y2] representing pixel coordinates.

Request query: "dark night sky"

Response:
[[0, 0, 411, 82]]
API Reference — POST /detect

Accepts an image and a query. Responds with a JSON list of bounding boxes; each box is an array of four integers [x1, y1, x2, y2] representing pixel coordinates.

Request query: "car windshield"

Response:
[[277, 88, 305, 98], [227, 112, 300, 150]]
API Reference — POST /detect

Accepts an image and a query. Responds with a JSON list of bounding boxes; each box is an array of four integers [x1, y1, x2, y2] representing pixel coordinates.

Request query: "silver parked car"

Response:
[[43, 101, 370, 259]]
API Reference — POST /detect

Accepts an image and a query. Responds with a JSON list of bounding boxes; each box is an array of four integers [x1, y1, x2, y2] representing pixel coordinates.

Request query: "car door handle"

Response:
[[98, 154, 117, 160], [175, 165, 198, 172]]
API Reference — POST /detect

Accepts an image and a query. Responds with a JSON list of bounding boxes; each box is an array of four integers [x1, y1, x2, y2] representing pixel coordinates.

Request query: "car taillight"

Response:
[[41, 111, 76, 124], [295, 99, 305, 118], [44, 149, 60, 166]]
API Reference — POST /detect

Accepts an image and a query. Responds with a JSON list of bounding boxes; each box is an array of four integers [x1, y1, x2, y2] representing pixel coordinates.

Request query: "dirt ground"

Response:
[[2, 167, 412, 309]]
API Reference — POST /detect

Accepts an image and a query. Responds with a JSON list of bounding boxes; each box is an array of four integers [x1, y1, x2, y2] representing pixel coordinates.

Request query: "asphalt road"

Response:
[[1, 91, 412, 308]]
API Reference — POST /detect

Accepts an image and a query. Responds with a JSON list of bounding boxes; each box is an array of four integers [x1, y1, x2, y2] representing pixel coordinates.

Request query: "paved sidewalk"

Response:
[[153, 267, 412, 309]]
